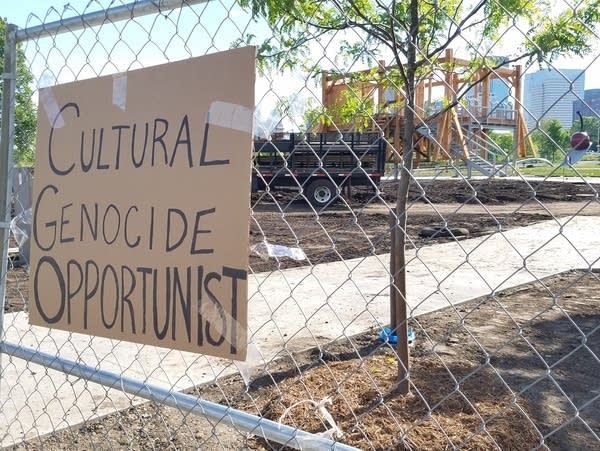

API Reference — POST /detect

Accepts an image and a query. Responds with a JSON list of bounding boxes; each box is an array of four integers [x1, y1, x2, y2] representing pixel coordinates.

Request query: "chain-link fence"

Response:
[[1, 0, 599, 449]]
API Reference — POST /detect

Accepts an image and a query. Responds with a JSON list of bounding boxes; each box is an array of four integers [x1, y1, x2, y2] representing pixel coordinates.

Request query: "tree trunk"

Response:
[[390, 0, 419, 395], [391, 97, 414, 395]]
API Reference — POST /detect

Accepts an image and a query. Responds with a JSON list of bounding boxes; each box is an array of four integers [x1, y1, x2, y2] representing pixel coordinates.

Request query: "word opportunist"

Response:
[[33, 259, 246, 355]]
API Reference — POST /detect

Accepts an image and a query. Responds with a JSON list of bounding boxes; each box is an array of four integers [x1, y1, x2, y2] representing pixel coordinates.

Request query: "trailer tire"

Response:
[[306, 179, 337, 208]]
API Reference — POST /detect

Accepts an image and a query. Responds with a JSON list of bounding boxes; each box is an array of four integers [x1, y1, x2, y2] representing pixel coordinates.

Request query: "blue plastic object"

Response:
[[379, 327, 415, 344]]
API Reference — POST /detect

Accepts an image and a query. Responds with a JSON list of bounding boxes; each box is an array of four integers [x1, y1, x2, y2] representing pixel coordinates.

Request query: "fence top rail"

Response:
[[14, 0, 209, 43]]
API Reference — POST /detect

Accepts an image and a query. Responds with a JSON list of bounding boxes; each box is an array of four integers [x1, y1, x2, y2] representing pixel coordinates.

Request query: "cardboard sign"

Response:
[[29, 47, 255, 360]]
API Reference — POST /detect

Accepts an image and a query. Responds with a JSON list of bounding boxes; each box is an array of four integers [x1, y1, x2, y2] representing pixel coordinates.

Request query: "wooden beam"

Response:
[[451, 108, 470, 160], [482, 71, 490, 121], [438, 55, 516, 77], [416, 82, 425, 123], [513, 65, 524, 160], [436, 111, 449, 160]]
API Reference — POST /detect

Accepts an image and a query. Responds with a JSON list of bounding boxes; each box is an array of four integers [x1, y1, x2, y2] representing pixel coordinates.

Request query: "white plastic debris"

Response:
[[234, 341, 264, 386], [250, 241, 307, 261], [10, 208, 32, 265], [278, 396, 343, 443]]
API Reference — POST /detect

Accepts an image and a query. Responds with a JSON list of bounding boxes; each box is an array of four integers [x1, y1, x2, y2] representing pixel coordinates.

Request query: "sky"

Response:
[[3, 0, 97, 28], [3, 1, 599, 77]]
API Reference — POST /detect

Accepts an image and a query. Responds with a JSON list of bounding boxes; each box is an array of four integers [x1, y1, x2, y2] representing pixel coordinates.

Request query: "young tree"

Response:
[[238, 0, 600, 392], [532, 118, 569, 162], [1, 18, 36, 166], [487, 131, 514, 154]]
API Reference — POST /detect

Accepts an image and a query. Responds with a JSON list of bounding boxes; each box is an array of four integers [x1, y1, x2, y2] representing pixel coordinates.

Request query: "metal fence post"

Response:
[[0, 23, 17, 341]]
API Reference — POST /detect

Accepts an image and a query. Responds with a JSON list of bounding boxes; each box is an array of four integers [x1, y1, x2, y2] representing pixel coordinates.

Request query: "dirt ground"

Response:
[[5, 178, 600, 449], [12, 270, 599, 450], [248, 178, 600, 272]]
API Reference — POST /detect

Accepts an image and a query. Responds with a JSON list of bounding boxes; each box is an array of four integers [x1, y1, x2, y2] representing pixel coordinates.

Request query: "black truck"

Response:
[[252, 132, 387, 207]]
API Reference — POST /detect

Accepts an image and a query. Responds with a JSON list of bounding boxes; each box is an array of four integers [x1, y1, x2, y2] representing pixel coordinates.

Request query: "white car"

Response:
[[515, 158, 554, 168]]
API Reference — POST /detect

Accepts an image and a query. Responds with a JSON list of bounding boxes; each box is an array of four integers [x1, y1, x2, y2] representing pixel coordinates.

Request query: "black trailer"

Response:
[[252, 132, 386, 207]]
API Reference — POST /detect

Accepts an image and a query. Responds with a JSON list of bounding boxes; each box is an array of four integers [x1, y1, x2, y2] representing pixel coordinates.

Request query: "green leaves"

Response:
[[0, 18, 37, 167], [484, 0, 541, 38], [531, 118, 570, 161], [238, 0, 600, 74], [303, 86, 376, 132], [526, 1, 600, 63]]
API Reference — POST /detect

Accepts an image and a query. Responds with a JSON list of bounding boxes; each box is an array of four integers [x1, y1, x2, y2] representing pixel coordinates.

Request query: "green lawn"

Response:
[[517, 165, 600, 177], [407, 164, 600, 178]]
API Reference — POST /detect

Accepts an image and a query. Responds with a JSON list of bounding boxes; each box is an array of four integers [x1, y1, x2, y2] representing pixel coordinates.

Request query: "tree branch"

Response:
[[422, 0, 487, 64]]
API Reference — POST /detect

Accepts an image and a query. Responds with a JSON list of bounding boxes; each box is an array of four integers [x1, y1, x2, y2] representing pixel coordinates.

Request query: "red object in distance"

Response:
[[570, 131, 591, 150]]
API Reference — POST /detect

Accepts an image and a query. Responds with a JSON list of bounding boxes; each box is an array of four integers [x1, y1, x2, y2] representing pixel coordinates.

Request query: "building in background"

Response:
[[465, 57, 513, 111], [524, 68, 585, 130], [573, 88, 600, 121], [489, 78, 511, 106]]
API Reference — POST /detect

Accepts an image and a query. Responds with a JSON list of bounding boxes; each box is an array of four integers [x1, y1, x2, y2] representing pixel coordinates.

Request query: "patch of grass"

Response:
[[410, 164, 600, 178], [518, 166, 600, 177]]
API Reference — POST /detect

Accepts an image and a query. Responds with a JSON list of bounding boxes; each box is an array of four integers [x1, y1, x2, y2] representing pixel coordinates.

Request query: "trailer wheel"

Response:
[[306, 179, 337, 207]]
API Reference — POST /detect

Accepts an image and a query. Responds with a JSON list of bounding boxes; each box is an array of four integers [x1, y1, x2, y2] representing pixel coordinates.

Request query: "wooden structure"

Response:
[[320, 49, 535, 167]]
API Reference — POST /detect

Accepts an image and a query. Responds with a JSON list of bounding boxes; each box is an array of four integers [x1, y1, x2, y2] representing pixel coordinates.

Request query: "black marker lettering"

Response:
[[203, 272, 226, 347], [80, 130, 93, 172], [66, 259, 83, 324], [95, 128, 109, 170], [100, 264, 119, 329], [112, 125, 130, 170], [149, 206, 155, 250], [124, 206, 140, 248], [83, 260, 99, 329], [170, 115, 193, 168], [154, 267, 170, 339], [102, 204, 120, 245], [152, 118, 169, 166], [34, 255, 65, 324], [120, 265, 136, 334], [190, 208, 215, 255], [48, 102, 78, 176], [199, 121, 230, 166], [166, 208, 187, 252], [196, 265, 204, 346], [80, 203, 99, 241], [222, 267, 246, 355], [60, 203, 75, 243], [137, 267, 153, 335], [171, 266, 191, 341], [131, 123, 149, 168], [33, 184, 59, 252]]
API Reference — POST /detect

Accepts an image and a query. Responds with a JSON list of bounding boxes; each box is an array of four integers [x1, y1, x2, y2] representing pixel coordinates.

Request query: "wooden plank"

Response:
[[451, 108, 470, 160]]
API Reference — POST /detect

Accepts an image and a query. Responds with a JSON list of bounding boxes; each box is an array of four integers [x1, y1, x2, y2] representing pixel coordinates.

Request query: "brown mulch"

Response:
[[251, 355, 538, 450]]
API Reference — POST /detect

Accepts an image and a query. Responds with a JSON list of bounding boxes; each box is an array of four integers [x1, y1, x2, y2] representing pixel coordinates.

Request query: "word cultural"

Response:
[[47, 102, 227, 175]]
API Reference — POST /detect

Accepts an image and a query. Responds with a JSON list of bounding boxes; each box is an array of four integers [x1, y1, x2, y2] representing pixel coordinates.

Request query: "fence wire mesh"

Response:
[[1, 0, 600, 449]]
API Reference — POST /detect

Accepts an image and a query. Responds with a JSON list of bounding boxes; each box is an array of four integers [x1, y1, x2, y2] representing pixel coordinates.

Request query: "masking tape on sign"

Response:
[[112, 74, 127, 111], [207, 101, 253, 134], [39, 87, 64, 129]]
